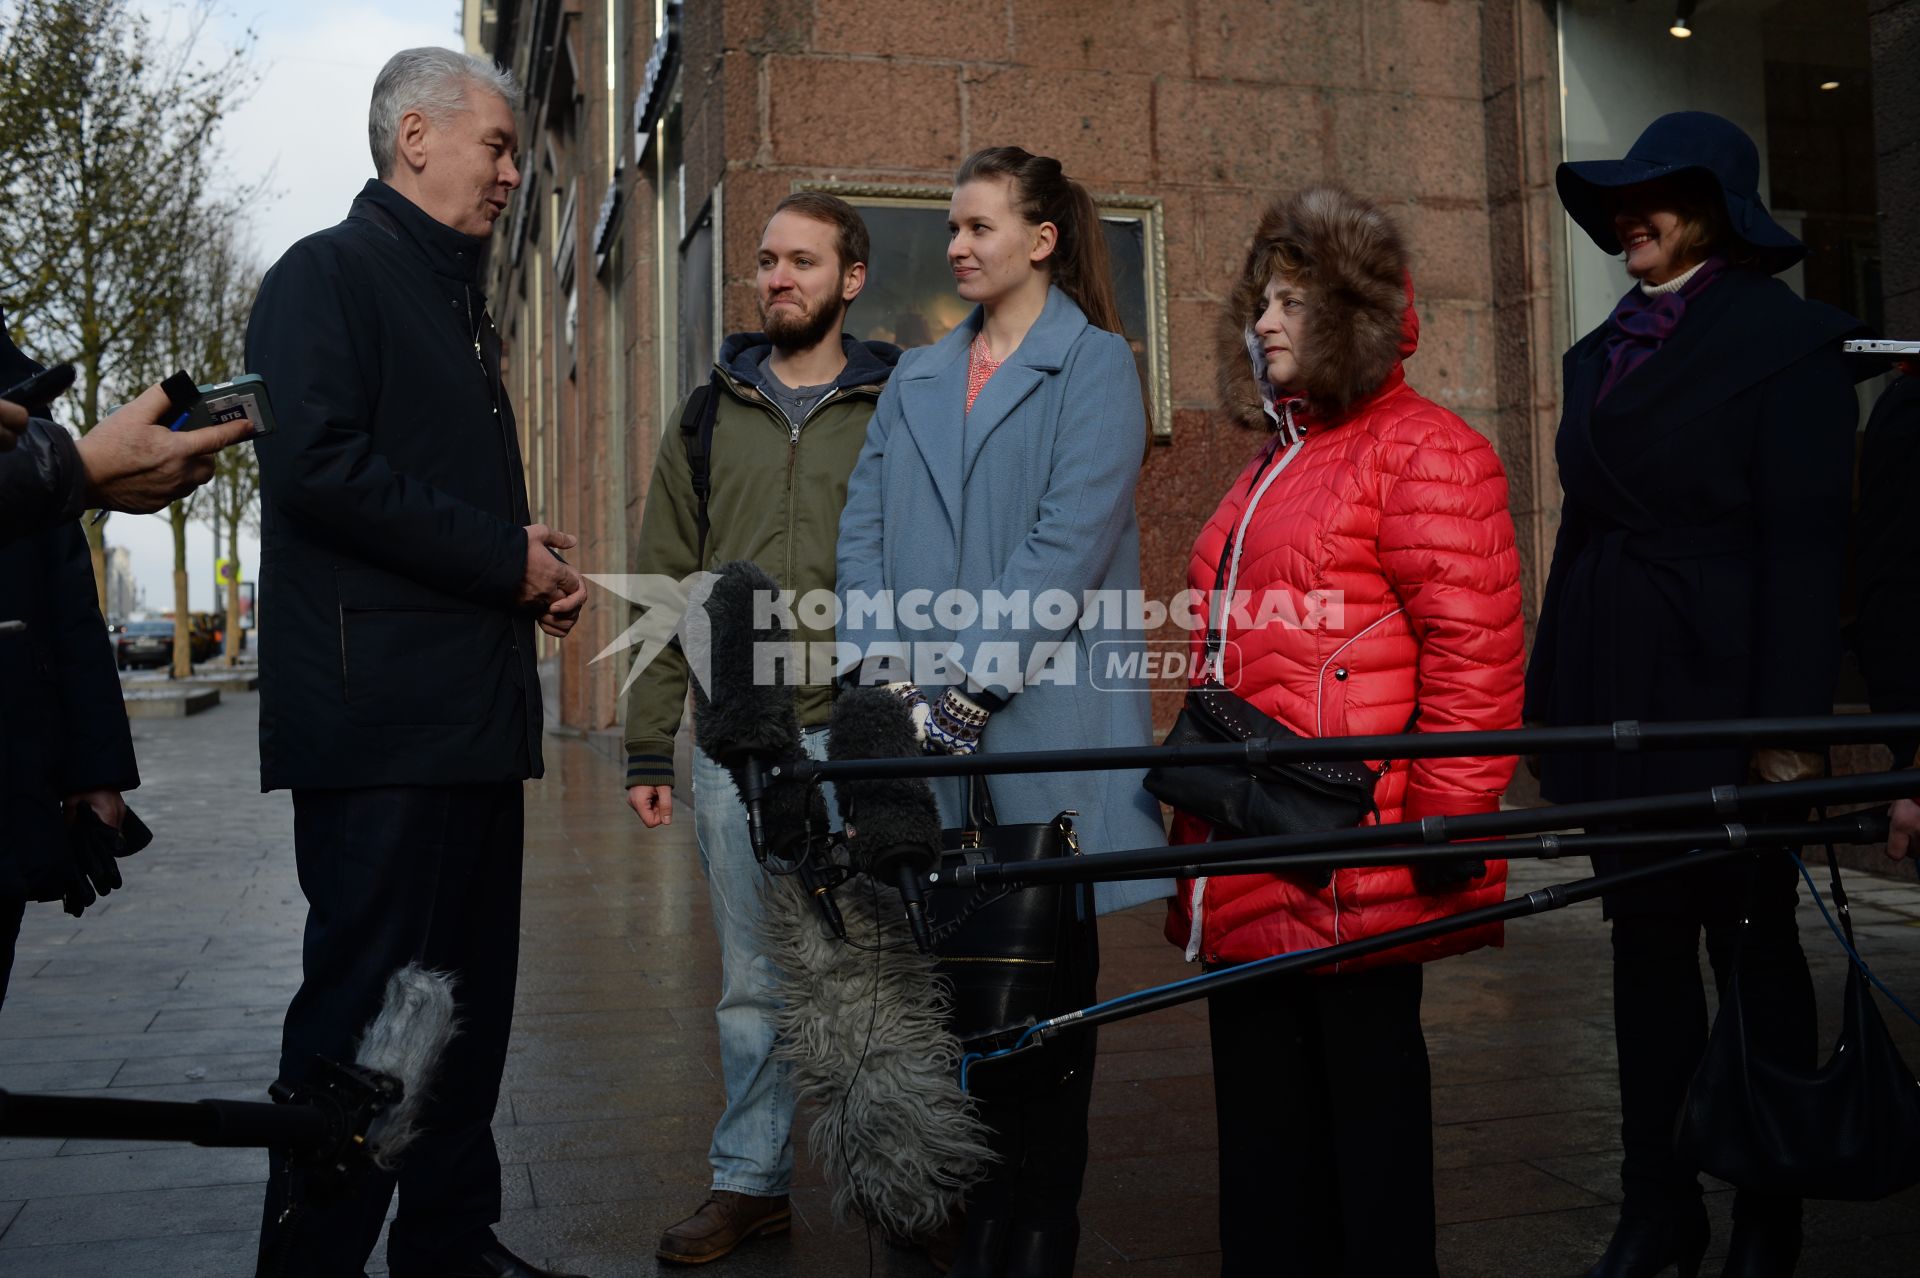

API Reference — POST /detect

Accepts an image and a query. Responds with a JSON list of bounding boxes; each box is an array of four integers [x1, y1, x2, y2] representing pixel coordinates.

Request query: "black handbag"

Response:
[[1143, 680, 1381, 841], [1141, 473, 1381, 843], [927, 778, 1097, 1098], [1675, 841, 1920, 1200]]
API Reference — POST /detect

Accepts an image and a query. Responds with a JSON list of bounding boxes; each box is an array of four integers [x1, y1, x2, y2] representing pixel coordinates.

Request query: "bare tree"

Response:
[[0, 0, 260, 610], [153, 211, 256, 678]]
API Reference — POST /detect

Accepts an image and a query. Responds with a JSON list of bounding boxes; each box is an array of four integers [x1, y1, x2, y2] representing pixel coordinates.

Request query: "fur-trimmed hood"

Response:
[[1218, 186, 1418, 427]]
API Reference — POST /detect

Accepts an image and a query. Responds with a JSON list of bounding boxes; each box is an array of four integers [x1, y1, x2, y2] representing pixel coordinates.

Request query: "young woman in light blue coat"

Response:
[[836, 146, 1170, 1278]]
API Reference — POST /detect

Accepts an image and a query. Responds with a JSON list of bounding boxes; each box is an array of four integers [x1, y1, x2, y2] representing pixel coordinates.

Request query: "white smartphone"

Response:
[[1843, 339, 1920, 356]]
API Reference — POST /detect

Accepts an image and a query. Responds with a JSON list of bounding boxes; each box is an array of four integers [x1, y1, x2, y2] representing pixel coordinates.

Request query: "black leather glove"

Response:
[[62, 805, 151, 917], [1412, 856, 1486, 896]]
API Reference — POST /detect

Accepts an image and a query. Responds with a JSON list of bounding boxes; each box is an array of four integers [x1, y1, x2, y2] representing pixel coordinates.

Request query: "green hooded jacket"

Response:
[[621, 332, 899, 789]]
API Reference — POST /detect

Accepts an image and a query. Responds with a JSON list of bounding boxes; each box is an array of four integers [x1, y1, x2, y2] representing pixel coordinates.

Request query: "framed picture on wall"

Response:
[[794, 181, 1173, 442]]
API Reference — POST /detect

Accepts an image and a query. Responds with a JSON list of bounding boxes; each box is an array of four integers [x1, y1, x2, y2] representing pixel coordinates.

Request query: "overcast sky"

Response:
[[108, 1, 462, 615]]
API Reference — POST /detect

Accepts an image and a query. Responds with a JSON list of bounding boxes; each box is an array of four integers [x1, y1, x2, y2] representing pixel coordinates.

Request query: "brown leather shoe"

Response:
[[655, 1191, 792, 1265]]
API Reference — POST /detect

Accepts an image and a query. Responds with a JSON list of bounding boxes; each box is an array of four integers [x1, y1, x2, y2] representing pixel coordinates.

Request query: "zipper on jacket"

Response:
[[714, 370, 871, 617]]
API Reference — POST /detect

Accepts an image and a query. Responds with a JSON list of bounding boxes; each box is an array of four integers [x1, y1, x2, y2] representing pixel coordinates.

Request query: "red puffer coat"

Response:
[[1165, 188, 1525, 971]]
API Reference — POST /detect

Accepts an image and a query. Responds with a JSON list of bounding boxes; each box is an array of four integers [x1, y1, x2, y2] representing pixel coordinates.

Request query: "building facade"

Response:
[[103, 543, 138, 624], [467, 0, 1911, 739]]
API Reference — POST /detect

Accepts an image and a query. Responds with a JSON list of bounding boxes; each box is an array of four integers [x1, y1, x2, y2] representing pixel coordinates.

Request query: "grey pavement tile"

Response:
[[0, 1058, 122, 1091], [0, 1202, 19, 1238], [506, 1073, 721, 1124], [1436, 1201, 1626, 1278], [1079, 1190, 1216, 1261], [1434, 1159, 1610, 1226], [492, 1113, 711, 1166], [142, 1004, 286, 1034], [0, 1004, 160, 1038], [1432, 1068, 1620, 1125], [0, 1229, 257, 1277], [0, 1145, 263, 1199], [107, 1050, 280, 1088], [0, 1027, 283, 1065], [1526, 1150, 1626, 1204], [0, 1181, 261, 1249], [525, 1152, 714, 1208], [1433, 1106, 1624, 1170], [0, 1140, 60, 1164]]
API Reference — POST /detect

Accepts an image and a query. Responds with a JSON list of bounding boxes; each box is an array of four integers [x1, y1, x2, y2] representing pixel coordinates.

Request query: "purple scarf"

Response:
[[1596, 257, 1725, 404]]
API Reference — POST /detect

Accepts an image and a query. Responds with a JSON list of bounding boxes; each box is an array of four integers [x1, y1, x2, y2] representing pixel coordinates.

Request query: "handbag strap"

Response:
[[959, 774, 998, 848], [1814, 804, 1857, 950]]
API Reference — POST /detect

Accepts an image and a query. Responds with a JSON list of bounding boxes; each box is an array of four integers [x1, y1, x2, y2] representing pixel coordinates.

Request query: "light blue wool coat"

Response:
[[836, 287, 1172, 914]]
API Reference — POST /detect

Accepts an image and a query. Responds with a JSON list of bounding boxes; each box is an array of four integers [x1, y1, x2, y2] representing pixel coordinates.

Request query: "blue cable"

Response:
[[1792, 852, 1920, 1032]]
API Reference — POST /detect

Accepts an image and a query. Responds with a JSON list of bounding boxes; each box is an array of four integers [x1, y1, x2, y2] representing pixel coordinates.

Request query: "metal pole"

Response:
[[1015, 844, 1758, 1045], [937, 770, 1917, 890], [1035, 813, 1887, 886], [786, 712, 1920, 784], [0, 1091, 333, 1150]]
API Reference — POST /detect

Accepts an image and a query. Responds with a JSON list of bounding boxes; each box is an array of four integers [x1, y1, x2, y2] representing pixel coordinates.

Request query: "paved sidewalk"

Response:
[[2, 690, 1918, 1275]]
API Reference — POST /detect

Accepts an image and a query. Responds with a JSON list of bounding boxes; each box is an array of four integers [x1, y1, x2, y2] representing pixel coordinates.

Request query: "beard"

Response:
[[762, 288, 845, 352]]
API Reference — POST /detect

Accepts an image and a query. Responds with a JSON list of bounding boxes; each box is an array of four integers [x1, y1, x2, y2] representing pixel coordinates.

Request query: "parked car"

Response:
[[116, 620, 172, 670], [189, 611, 223, 659]]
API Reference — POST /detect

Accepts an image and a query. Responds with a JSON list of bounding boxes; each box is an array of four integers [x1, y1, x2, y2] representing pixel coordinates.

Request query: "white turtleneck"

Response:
[[1639, 260, 1707, 297]]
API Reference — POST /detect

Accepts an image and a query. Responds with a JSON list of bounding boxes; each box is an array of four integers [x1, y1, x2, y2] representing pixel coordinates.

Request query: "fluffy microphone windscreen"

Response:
[[763, 871, 993, 1235], [828, 687, 944, 868], [354, 963, 458, 1170], [691, 559, 805, 766]]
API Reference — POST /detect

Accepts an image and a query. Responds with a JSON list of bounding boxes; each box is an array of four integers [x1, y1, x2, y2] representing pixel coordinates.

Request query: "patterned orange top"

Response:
[[965, 330, 1003, 414]]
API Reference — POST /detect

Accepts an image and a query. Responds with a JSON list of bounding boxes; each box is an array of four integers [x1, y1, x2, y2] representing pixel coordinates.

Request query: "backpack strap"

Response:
[[679, 375, 722, 565]]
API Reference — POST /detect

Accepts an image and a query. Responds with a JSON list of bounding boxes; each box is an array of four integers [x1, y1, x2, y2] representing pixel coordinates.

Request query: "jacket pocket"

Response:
[[335, 567, 499, 726]]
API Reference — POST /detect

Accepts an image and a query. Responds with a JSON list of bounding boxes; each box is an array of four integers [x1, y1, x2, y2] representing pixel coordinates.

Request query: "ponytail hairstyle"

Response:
[[953, 146, 1123, 337], [955, 146, 1151, 443]]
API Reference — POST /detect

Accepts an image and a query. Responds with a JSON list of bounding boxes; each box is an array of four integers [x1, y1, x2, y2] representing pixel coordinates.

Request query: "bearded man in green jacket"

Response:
[[622, 191, 897, 1266]]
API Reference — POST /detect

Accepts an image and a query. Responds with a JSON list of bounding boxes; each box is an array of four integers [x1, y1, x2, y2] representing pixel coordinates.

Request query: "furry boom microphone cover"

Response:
[[690, 559, 805, 764], [763, 875, 993, 1237]]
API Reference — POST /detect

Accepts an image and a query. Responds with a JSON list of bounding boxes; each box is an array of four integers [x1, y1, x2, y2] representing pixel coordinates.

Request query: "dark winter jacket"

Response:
[[1524, 266, 1867, 911], [0, 318, 138, 897], [0, 305, 88, 545], [1855, 371, 1920, 765], [620, 332, 898, 789], [248, 180, 540, 792]]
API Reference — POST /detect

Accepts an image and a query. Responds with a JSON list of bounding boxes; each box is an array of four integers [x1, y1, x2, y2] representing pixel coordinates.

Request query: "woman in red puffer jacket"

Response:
[[1167, 187, 1524, 1278]]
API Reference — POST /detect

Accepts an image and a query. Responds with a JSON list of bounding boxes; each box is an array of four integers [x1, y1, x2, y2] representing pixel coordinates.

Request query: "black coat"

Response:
[[248, 181, 540, 791], [1854, 372, 1920, 762], [0, 323, 139, 897], [1524, 269, 1865, 912]]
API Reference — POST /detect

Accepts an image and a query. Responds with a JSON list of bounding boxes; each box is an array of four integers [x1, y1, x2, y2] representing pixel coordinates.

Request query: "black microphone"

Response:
[[829, 687, 943, 953], [690, 560, 821, 862]]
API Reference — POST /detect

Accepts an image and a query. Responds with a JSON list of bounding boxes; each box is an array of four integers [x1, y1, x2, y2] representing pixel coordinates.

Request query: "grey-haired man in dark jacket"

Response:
[[247, 47, 586, 1278]]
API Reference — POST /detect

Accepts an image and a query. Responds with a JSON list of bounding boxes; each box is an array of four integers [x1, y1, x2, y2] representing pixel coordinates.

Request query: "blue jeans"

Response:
[[689, 727, 833, 1197]]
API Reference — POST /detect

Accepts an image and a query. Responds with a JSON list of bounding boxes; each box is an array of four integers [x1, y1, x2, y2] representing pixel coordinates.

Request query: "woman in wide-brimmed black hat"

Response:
[[1525, 111, 1873, 1278]]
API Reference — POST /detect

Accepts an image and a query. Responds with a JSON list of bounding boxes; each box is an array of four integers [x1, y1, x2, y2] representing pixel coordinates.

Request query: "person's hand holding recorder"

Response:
[[77, 383, 254, 513]]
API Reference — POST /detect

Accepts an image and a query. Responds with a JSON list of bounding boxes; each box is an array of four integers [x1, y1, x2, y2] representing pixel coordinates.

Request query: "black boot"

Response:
[[1582, 1205, 1709, 1278], [1001, 1220, 1078, 1278], [1722, 1208, 1801, 1278], [947, 1214, 1007, 1278]]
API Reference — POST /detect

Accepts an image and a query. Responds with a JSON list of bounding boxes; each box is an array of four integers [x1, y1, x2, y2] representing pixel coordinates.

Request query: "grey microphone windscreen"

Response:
[[353, 963, 458, 1170]]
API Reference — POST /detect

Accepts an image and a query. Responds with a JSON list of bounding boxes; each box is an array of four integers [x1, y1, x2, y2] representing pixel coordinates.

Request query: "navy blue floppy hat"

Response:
[[1556, 110, 1805, 274]]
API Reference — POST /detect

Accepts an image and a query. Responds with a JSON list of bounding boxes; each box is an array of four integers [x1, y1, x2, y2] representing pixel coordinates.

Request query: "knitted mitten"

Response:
[[925, 687, 990, 756], [882, 682, 931, 745]]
